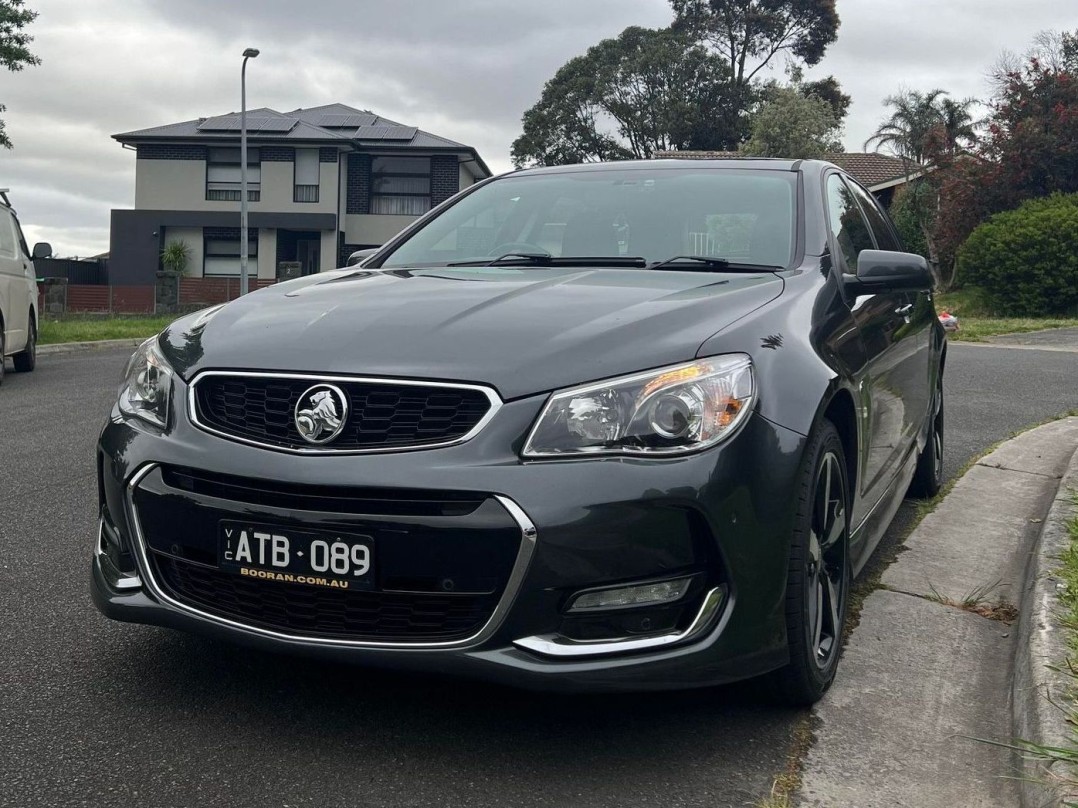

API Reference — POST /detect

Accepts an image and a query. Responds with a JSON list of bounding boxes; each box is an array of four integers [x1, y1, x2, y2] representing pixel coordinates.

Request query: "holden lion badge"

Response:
[[294, 384, 348, 444]]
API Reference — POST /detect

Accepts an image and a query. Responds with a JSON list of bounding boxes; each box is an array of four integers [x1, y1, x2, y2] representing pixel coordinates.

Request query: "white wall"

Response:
[[161, 226, 204, 277], [319, 230, 338, 270], [135, 152, 341, 214], [258, 228, 276, 279], [344, 214, 416, 246], [136, 161, 208, 210]]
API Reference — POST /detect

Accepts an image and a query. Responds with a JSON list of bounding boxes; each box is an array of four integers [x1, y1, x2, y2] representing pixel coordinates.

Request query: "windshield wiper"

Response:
[[448, 253, 647, 268], [649, 255, 784, 272]]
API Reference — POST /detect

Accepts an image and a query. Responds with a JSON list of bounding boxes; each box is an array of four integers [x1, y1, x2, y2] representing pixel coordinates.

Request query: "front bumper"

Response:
[[92, 386, 807, 692]]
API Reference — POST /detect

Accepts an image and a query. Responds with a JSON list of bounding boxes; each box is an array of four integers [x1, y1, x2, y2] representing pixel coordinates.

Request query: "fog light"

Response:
[[567, 576, 693, 613]]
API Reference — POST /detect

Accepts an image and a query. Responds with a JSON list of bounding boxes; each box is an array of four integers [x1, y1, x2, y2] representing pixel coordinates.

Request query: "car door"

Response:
[[0, 206, 29, 354], [843, 177, 933, 457], [824, 173, 910, 526]]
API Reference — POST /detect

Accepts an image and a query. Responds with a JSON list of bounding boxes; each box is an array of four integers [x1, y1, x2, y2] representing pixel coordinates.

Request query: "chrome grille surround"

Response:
[[187, 370, 502, 455]]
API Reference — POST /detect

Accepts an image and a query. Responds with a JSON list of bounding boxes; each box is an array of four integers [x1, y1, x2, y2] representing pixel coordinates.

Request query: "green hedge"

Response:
[[957, 193, 1078, 316]]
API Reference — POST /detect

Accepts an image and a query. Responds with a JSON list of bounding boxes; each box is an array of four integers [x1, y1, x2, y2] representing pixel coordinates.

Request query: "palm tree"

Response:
[[937, 96, 978, 157], [864, 89, 948, 165]]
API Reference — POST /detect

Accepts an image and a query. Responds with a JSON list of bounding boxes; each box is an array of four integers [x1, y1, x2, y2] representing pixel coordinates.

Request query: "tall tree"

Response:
[[739, 81, 842, 158], [670, 0, 840, 88], [934, 97, 979, 157], [865, 90, 977, 165], [801, 74, 851, 121], [512, 27, 744, 168], [864, 89, 949, 164], [0, 0, 41, 149]]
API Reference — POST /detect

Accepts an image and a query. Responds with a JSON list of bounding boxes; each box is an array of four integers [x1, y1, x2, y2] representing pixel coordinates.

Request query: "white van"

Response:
[[0, 189, 47, 385]]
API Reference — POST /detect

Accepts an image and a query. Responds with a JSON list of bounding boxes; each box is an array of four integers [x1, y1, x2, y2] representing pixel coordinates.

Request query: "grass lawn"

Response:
[[935, 288, 1078, 342], [38, 315, 178, 346]]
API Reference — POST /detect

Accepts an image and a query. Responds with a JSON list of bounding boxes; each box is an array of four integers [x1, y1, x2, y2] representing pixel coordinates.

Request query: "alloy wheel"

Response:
[[806, 451, 847, 669], [932, 389, 943, 482]]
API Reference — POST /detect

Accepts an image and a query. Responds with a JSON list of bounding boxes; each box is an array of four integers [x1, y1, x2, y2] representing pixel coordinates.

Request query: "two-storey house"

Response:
[[109, 103, 491, 285]]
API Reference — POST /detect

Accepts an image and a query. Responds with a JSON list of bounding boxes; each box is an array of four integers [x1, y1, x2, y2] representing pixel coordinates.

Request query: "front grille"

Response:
[[153, 554, 500, 642], [192, 373, 494, 452]]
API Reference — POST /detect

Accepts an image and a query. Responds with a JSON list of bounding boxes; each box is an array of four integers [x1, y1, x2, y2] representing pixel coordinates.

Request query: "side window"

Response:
[[843, 177, 901, 252], [0, 210, 17, 259], [825, 174, 874, 274]]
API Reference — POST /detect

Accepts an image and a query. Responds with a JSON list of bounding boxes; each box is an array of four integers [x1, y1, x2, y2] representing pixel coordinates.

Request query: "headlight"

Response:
[[118, 336, 173, 428], [522, 355, 755, 458]]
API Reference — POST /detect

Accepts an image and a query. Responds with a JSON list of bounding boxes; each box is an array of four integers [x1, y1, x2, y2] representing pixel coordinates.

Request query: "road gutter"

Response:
[[1012, 444, 1078, 806], [38, 337, 145, 356]]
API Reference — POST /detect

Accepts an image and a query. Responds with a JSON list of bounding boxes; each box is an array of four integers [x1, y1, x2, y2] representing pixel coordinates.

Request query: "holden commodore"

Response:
[[92, 159, 944, 705]]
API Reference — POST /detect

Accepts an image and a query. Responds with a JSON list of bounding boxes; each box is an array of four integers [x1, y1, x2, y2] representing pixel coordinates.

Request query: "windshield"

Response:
[[378, 167, 797, 269]]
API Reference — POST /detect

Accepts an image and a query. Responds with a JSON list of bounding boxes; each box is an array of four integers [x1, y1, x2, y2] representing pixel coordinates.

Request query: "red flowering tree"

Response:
[[934, 36, 1078, 283]]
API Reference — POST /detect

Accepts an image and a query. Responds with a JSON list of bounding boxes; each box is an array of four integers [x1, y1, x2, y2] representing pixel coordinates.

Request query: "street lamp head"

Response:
[[243, 48, 260, 58]]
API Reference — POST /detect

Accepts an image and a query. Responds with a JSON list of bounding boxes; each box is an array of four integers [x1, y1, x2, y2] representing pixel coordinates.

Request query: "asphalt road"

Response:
[[1, 342, 1076, 808]]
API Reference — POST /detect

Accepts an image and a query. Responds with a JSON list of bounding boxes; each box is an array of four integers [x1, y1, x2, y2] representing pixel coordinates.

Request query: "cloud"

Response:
[[1, 0, 1073, 257]]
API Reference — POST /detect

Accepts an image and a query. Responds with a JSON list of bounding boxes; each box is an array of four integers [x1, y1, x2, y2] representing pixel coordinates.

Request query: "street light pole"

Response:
[[239, 47, 259, 296]]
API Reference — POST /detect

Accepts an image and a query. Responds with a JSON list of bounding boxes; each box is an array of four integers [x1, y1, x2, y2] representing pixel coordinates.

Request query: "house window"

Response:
[[294, 148, 320, 203], [204, 234, 258, 276], [206, 147, 261, 202], [371, 156, 430, 215]]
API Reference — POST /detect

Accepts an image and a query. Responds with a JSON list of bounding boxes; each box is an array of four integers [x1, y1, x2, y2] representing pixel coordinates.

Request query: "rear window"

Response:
[[379, 168, 797, 268]]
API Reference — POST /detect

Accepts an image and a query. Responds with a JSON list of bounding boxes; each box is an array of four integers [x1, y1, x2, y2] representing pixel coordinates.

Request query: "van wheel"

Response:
[[0, 328, 5, 386], [13, 316, 36, 372], [769, 419, 850, 707]]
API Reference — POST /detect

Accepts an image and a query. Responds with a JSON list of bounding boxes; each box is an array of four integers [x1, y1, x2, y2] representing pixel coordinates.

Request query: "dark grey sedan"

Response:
[[92, 159, 944, 705]]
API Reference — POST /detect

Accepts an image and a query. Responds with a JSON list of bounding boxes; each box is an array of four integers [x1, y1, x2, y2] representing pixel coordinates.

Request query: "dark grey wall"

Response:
[[109, 209, 337, 285]]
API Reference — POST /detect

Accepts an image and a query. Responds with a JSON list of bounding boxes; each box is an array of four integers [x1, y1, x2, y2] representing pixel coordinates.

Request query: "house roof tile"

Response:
[[653, 150, 918, 190]]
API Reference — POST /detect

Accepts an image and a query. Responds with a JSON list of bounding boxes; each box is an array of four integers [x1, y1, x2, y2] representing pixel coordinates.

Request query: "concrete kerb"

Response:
[[1014, 444, 1078, 808], [37, 338, 145, 356]]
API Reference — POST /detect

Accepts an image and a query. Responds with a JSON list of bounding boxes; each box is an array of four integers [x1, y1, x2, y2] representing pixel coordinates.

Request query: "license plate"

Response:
[[218, 521, 374, 591]]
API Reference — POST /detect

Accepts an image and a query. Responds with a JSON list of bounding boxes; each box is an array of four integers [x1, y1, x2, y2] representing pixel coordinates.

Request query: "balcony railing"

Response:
[[207, 186, 261, 202], [294, 184, 319, 203]]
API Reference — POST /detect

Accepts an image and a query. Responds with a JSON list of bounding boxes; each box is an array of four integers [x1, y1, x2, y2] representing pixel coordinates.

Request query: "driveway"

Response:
[[1, 340, 1075, 808]]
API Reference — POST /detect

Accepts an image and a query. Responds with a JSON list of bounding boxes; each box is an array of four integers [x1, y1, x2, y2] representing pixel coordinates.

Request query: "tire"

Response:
[[13, 314, 35, 373], [0, 327, 5, 386], [769, 419, 851, 707], [908, 374, 944, 499]]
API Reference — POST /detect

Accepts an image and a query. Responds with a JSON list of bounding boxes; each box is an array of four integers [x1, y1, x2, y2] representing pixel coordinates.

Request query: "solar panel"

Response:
[[319, 113, 377, 128], [197, 116, 297, 133], [250, 118, 298, 132], [354, 125, 417, 141], [197, 116, 241, 131]]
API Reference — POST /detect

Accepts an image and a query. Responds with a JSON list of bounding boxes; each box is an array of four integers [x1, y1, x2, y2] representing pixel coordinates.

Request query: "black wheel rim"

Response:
[[932, 387, 943, 481], [807, 451, 847, 669]]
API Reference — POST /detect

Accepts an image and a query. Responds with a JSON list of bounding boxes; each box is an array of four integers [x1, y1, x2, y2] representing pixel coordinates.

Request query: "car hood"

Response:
[[161, 267, 783, 400]]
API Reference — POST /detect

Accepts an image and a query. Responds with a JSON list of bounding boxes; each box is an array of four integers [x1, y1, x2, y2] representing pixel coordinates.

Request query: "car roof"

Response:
[[506, 158, 842, 182]]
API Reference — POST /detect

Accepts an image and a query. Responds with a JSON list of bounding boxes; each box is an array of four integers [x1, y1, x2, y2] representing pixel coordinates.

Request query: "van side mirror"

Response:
[[32, 242, 52, 259], [851, 250, 933, 292]]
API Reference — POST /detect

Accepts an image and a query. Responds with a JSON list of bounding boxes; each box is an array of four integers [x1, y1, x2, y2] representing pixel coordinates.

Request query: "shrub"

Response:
[[956, 193, 1078, 316], [160, 240, 191, 276]]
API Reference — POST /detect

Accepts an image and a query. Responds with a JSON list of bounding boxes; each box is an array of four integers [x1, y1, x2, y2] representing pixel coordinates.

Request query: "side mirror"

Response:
[[32, 242, 53, 260], [346, 248, 379, 267], [852, 250, 933, 291]]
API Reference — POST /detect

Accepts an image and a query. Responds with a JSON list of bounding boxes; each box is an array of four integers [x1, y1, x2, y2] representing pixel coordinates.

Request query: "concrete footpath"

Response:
[[799, 417, 1078, 808]]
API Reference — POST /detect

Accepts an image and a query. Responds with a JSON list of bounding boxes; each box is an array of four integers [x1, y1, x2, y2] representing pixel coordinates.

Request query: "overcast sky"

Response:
[[1, 0, 1072, 257]]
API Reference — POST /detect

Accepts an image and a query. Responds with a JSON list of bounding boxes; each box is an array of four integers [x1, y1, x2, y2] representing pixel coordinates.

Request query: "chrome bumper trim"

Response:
[[96, 518, 142, 591], [123, 463, 538, 650], [512, 585, 726, 658]]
